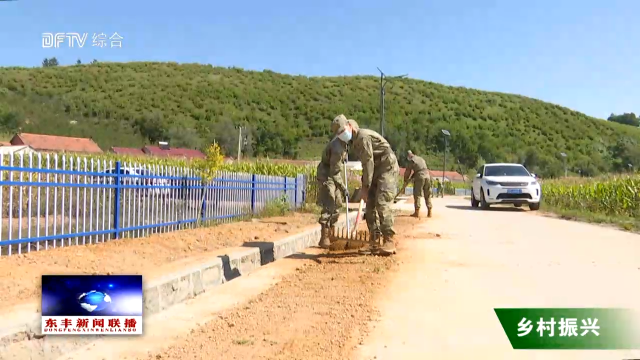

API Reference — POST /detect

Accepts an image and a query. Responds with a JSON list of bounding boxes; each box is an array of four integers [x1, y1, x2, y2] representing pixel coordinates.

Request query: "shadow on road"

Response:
[[396, 214, 416, 218], [288, 251, 367, 264], [446, 205, 527, 212]]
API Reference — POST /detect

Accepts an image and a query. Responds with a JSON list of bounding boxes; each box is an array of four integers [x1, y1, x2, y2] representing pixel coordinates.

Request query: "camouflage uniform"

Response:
[[315, 114, 349, 249], [404, 153, 432, 218], [437, 178, 444, 197], [316, 137, 348, 248], [334, 119, 399, 255]]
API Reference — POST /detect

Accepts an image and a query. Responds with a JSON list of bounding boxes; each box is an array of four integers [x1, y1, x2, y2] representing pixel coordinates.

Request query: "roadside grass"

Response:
[[540, 202, 640, 233], [256, 196, 321, 218]]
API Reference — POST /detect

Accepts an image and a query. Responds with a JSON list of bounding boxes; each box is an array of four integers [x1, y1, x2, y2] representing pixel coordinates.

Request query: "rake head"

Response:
[[331, 227, 369, 242], [328, 227, 371, 251]]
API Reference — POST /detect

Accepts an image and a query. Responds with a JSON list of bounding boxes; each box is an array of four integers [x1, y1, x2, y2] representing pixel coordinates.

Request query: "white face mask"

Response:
[[338, 128, 352, 142]]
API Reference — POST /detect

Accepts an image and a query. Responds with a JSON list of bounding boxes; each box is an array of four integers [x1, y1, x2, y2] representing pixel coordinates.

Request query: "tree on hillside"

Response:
[[167, 126, 203, 150], [42, 57, 59, 67], [208, 117, 241, 156], [608, 113, 640, 127], [608, 138, 640, 172], [134, 112, 167, 143], [76, 59, 82, 65], [449, 132, 479, 170], [0, 107, 22, 133], [2, 61, 640, 176]]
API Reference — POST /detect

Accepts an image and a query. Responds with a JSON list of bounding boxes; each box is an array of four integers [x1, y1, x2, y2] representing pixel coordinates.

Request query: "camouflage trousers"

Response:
[[365, 154, 399, 237], [413, 176, 433, 210], [317, 178, 343, 227]]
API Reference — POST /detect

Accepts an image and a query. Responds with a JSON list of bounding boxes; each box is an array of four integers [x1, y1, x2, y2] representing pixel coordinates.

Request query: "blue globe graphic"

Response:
[[78, 290, 112, 313]]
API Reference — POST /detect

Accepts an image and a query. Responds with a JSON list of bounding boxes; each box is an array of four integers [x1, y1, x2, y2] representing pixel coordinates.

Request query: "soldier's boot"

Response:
[[318, 226, 331, 249], [410, 207, 420, 218], [427, 207, 433, 218], [328, 225, 337, 243], [359, 231, 381, 255], [379, 235, 397, 256]]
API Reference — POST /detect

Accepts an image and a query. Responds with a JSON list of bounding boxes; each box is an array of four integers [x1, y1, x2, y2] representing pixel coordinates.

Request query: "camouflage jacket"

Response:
[[351, 129, 395, 189], [404, 155, 430, 181], [316, 137, 347, 192]]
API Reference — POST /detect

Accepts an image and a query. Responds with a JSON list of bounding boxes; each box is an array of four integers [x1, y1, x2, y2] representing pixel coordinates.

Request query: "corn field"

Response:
[[542, 175, 640, 218]]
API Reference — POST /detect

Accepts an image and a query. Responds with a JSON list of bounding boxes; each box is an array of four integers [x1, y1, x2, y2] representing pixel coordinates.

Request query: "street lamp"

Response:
[[377, 67, 408, 137], [442, 129, 450, 191], [237, 126, 243, 161], [560, 152, 567, 177]]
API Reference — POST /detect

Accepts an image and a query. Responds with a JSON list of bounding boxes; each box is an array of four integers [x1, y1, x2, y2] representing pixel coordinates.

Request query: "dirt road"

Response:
[[57, 197, 640, 360], [357, 197, 640, 359]]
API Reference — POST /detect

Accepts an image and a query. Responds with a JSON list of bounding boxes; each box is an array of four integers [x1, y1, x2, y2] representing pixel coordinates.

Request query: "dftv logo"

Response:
[[42, 33, 88, 48]]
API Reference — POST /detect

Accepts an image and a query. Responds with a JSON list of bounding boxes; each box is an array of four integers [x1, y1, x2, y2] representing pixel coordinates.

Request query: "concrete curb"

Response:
[[0, 211, 359, 359]]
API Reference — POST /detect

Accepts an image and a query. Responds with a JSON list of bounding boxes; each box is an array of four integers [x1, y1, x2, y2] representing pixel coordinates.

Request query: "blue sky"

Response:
[[0, 0, 637, 119]]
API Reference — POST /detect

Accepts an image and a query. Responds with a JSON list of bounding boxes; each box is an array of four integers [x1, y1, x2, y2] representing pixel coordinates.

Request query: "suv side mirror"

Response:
[[476, 173, 482, 178]]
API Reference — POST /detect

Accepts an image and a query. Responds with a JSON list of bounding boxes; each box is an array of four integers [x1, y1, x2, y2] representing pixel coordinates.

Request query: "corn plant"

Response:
[[543, 175, 640, 218]]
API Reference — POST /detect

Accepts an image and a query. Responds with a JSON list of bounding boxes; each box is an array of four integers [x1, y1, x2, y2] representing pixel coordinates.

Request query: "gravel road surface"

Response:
[[50, 197, 640, 359]]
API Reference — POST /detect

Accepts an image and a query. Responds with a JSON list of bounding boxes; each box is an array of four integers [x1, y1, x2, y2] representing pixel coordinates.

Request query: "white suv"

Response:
[[471, 163, 541, 210]]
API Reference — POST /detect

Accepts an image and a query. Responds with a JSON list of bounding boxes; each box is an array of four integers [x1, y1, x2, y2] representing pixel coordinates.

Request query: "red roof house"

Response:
[[399, 167, 465, 182], [142, 145, 206, 159], [10, 133, 103, 154], [109, 144, 206, 160], [110, 147, 146, 156]]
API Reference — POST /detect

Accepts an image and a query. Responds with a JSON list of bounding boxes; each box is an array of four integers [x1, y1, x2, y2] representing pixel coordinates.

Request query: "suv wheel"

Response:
[[528, 202, 540, 211], [471, 191, 479, 208], [480, 188, 490, 210]]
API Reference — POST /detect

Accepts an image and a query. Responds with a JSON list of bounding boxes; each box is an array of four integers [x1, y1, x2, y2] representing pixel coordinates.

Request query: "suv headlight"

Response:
[[485, 180, 499, 186], [530, 181, 538, 186]]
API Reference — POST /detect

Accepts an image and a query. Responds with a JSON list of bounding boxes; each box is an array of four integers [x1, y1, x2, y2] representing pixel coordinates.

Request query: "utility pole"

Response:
[[560, 152, 567, 177], [237, 126, 243, 161], [442, 129, 450, 195], [376, 68, 408, 138]]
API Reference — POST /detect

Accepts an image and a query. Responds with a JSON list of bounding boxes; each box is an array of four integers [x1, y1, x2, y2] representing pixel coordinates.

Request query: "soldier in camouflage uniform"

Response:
[[404, 150, 433, 218], [316, 115, 349, 249], [333, 118, 399, 256]]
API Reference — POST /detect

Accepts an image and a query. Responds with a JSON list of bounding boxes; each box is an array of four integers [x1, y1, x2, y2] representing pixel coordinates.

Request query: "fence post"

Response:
[[250, 174, 256, 214], [113, 161, 122, 240], [283, 177, 288, 209], [294, 176, 298, 209], [200, 178, 206, 223], [301, 175, 307, 203]]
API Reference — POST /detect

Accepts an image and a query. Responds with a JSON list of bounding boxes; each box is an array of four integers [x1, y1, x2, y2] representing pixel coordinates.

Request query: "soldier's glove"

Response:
[[359, 186, 369, 202], [341, 188, 349, 201]]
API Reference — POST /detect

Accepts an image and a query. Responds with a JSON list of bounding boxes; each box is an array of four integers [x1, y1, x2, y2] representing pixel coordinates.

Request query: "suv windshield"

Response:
[[484, 165, 530, 177]]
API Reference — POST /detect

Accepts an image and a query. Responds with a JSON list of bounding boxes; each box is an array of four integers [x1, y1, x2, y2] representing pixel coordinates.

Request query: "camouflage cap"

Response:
[[335, 119, 358, 135], [331, 114, 348, 134]]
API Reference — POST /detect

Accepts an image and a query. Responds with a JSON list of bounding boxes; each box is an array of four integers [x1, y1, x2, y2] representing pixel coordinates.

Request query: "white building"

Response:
[[0, 145, 37, 156], [345, 161, 362, 171]]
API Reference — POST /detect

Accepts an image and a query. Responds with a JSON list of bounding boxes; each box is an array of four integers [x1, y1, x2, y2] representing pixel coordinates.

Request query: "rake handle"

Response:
[[351, 199, 364, 235]]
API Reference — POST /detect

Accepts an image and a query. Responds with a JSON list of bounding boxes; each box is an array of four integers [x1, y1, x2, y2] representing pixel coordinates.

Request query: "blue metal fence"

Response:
[[0, 153, 308, 257]]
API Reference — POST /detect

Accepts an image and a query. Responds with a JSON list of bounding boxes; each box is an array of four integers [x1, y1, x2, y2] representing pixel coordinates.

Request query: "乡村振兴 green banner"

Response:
[[494, 308, 640, 349]]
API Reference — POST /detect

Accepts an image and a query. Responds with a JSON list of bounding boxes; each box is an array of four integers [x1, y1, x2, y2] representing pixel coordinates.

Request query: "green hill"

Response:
[[0, 61, 639, 178]]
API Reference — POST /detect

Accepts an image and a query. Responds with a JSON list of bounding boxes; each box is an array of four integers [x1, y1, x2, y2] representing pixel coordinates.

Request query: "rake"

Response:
[[329, 147, 371, 250]]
